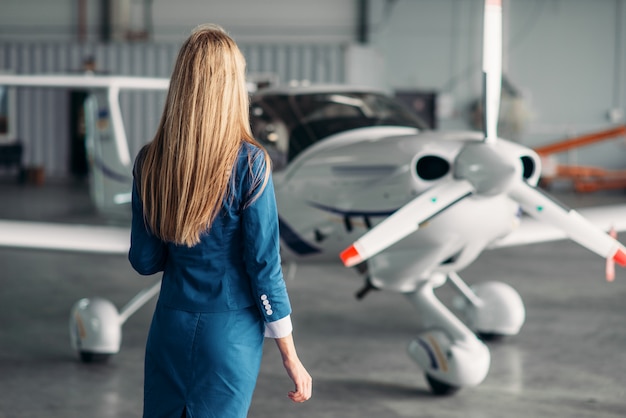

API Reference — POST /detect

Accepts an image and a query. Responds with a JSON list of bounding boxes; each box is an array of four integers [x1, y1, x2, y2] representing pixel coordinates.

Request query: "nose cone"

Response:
[[454, 143, 520, 195]]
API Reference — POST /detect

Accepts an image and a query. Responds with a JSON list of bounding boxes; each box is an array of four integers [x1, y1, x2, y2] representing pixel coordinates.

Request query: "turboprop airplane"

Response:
[[0, 0, 625, 395]]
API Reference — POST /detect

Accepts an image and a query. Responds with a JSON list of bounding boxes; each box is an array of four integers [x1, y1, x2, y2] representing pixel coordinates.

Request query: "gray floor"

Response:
[[1, 178, 626, 418]]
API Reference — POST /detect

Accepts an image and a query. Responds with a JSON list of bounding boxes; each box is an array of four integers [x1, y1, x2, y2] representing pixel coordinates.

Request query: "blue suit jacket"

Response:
[[128, 142, 291, 326]]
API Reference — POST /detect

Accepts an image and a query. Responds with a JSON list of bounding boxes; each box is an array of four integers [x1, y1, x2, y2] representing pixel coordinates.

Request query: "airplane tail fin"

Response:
[[83, 90, 133, 219]]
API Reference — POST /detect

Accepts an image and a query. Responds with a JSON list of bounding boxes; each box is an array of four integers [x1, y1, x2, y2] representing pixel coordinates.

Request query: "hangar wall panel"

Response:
[[0, 42, 345, 178]]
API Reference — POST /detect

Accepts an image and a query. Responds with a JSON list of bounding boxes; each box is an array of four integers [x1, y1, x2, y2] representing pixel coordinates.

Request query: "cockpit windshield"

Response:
[[250, 90, 427, 171]]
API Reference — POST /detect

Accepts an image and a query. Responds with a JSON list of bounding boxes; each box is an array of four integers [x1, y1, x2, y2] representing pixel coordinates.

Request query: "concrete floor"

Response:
[[1, 179, 625, 418]]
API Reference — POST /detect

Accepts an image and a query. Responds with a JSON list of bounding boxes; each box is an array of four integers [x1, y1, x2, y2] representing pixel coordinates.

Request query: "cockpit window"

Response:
[[250, 91, 427, 171]]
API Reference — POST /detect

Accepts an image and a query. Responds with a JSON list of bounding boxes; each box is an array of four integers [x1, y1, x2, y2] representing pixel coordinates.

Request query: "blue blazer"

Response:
[[128, 142, 291, 326]]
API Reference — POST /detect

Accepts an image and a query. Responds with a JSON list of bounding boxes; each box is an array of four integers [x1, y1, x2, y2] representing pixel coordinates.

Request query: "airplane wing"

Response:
[[490, 204, 626, 249], [0, 220, 129, 254], [6, 204, 620, 255]]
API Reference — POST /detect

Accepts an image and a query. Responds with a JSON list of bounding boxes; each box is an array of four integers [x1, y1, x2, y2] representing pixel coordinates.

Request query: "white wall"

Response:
[[151, 0, 356, 42], [0, 0, 100, 41], [507, 1, 625, 151], [0, 0, 357, 43]]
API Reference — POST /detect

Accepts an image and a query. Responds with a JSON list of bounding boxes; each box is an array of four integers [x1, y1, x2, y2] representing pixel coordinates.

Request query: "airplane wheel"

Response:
[[476, 332, 506, 342], [425, 374, 460, 396], [456, 281, 525, 337], [79, 351, 112, 363], [70, 298, 121, 363]]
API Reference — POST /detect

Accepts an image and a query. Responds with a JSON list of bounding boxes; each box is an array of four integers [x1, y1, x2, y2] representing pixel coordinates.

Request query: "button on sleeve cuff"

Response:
[[264, 314, 293, 339]]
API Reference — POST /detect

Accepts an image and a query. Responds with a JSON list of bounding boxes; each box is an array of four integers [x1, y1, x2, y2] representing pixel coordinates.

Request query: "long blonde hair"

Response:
[[140, 24, 270, 246]]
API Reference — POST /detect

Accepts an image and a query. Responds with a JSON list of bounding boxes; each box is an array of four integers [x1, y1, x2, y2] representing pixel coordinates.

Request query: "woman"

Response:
[[129, 24, 312, 418]]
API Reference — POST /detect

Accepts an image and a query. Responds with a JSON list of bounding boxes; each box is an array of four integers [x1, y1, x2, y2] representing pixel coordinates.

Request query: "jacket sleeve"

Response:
[[128, 157, 167, 275], [241, 155, 292, 329]]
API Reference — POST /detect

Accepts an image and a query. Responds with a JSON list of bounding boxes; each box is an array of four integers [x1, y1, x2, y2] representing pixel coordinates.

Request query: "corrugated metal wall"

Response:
[[0, 42, 346, 178]]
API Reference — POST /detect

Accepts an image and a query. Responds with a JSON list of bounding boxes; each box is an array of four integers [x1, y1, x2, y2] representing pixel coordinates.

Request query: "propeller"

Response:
[[339, 0, 626, 275], [482, 0, 503, 144]]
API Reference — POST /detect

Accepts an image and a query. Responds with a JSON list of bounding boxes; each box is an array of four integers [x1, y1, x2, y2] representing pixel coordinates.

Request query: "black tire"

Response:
[[426, 374, 460, 396], [476, 332, 506, 342], [79, 351, 112, 363]]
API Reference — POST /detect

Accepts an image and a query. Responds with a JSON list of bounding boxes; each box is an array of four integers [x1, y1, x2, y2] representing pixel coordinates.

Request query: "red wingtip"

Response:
[[613, 248, 626, 267], [340, 245, 362, 267]]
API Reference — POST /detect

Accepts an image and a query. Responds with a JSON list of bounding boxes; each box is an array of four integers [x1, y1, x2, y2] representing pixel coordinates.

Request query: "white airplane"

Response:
[[1, 0, 625, 395]]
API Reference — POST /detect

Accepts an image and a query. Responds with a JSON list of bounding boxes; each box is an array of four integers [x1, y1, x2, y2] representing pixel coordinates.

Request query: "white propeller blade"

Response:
[[509, 182, 626, 267], [607, 227, 618, 282], [482, 0, 502, 143], [340, 180, 474, 267]]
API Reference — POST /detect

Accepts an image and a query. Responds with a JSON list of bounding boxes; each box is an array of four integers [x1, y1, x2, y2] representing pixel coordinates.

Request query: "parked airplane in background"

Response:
[[0, 0, 625, 395]]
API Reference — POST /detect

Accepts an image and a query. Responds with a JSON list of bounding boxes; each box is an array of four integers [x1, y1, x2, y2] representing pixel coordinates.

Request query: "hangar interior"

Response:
[[1, 0, 626, 178], [1, 1, 625, 417]]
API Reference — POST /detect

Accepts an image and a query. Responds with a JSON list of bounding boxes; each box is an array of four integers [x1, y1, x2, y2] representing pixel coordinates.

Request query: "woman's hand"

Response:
[[283, 356, 312, 402], [274, 333, 312, 402]]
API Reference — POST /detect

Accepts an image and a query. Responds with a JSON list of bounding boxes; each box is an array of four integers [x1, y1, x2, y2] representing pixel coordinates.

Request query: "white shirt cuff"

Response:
[[264, 315, 293, 339]]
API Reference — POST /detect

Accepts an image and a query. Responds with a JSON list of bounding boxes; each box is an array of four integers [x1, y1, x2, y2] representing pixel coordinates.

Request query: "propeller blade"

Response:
[[482, 0, 503, 143], [340, 180, 474, 267], [607, 227, 617, 282], [509, 182, 626, 268]]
